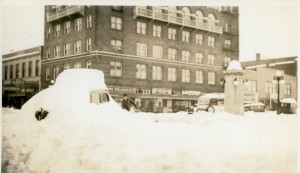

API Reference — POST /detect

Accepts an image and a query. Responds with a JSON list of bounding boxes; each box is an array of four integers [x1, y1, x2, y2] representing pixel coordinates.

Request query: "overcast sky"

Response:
[[1, 2, 299, 61]]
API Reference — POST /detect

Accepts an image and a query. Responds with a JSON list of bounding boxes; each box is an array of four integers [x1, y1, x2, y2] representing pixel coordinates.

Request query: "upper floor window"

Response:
[[54, 24, 60, 37], [4, 66, 8, 80], [46, 47, 51, 59], [74, 40, 81, 54], [53, 65, 60, 79], [195, 70, 203, 84], [266, 82, 276, 94], [168, 28, 177, 40], [208, 54, 215, 65], [111, 39, 123, 53], [46, 68, 50, 80], [64, 43, 71, 56], [182, 50, 190, 62], [137, 43, 147, 57], [10, 65, 14, 79], [207, 13, 216, 26], [196, 34, 203, 45], [74, 62, 82, 68], [284, 84, 291, 95], [195, 53, 204, 64], [64, 21, 71, 34], [182, 69, 190, 83], [136, 64, 146, 79], [168, 67, 177, 82], [182, 31, 190, 43], [47, 27, 51, 39], [153, 25, 162, 38], [54, 46, 60, 58], [208, 36, 215, 47], [110, 61, 122, 77], [247, 80, 257, 92], [137, 21, 147, 34], [208, 72, 215, 85], [224, 57, 231, 67], [22, 63, 26, 77], [75, 18, 82, 31], [225, 24, 231, 33], [168, 48, 177, 60], [225, 40, 231, 49], [153, 45, 163, 58], [111, 16, 122, 30], [152, 66, 162, 80], [86, 38, 92, 51], [35, 60, 39, 76], [15, 64, 19, 78], [86, 60, 92, 69], [64, 64, 71, 70], [87, 15, 92, 28]]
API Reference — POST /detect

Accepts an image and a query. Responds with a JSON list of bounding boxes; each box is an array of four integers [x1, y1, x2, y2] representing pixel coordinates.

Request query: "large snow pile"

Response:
[[21, 68, 124, 116], [2, 69, 298, 173], [2, 108, 297, 173]]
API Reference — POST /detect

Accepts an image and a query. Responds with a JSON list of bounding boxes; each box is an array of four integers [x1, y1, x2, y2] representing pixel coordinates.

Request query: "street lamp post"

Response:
[[273, 71, 285, 115]]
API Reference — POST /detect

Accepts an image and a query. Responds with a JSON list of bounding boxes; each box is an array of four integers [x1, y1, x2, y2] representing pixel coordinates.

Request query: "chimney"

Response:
[[256, 53, 261, 62]]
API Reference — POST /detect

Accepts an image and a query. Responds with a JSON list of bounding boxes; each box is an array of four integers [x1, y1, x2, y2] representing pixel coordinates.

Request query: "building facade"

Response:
[[242, 54, 297, 110], [2, 46, 43, 108], [42, 5, 239, 112]]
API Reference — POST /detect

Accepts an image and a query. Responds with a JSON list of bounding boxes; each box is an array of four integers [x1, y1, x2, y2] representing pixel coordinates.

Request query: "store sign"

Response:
[[244, 92, 258, 103], [182, 90, 201, 96], [108, 86, 137, 93], [152, 88, 172, 95]]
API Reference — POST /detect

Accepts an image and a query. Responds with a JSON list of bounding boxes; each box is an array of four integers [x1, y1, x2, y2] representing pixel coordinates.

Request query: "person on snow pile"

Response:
[[121, 94, 137, 111]]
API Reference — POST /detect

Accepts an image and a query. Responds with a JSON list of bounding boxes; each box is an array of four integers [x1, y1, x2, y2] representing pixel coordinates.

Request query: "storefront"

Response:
[[108, 86, 200, 113]]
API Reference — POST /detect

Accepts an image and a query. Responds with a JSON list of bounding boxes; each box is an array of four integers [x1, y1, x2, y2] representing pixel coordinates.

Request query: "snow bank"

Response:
[[2, 108, 297, 173]]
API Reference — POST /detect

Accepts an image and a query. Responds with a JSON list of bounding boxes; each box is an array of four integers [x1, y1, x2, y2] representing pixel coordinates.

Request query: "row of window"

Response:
[[46, 15, 92, 39], [46, 38, 92, 58], [112, 17, 233, 48], [266, 82, 291, 96], [3, 60, 40, 80], [46, 39, 232, 66], [46, 61, 217, 85]]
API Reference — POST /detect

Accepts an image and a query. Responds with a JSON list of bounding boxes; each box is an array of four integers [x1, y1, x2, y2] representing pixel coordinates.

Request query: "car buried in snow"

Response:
[[21, 69, 122, 120]]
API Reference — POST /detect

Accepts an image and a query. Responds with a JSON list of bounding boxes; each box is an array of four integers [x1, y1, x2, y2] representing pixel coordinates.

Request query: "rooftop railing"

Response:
[[134, 7, 223, 34]]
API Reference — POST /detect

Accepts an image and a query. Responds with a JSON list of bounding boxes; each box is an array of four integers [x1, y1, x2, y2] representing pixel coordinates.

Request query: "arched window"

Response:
[[195, 10, 204, 23], [207, 13, 216, 26], [182, 7, 191, 20]]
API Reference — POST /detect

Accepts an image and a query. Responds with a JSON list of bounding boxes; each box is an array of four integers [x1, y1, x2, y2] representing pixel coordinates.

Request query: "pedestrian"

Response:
[[121, 94, 137, 111]]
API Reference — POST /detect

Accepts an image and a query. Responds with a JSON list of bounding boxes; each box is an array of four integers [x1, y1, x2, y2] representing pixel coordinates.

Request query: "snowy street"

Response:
[[2, 108, 297, 173]]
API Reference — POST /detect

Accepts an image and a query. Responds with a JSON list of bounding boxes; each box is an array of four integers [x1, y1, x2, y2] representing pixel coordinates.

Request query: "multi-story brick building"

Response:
[[2, 46, 43, 108], [42, 5, 239, 112]]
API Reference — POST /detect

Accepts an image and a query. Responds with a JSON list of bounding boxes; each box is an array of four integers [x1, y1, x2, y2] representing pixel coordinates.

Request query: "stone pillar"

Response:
[[223, 61, 245, 115]]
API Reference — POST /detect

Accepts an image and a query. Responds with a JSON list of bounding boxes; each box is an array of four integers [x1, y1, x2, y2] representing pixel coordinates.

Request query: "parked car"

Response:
[[244, 102, 266, 112], [194, 93, 224, 113], [279, 98, 297, 114]]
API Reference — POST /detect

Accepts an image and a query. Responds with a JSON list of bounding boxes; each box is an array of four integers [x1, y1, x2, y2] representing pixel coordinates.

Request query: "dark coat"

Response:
[[122, 98, 136, 111]]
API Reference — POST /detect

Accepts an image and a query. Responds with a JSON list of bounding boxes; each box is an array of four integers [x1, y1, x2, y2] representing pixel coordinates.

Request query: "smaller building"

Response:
[[243, 67, 297, 111], [2, 46, 43, 109]]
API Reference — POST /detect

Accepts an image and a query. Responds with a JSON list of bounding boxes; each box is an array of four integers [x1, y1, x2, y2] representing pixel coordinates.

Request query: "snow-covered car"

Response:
[[21, 69, 122, 120], [194, 93, 224, 113], [279, 98, 297, 114], [244, 102, 266, 112]]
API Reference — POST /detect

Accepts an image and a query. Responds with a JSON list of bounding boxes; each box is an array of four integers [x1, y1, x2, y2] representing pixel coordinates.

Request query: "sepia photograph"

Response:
[[1, 0, 299, 173]]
